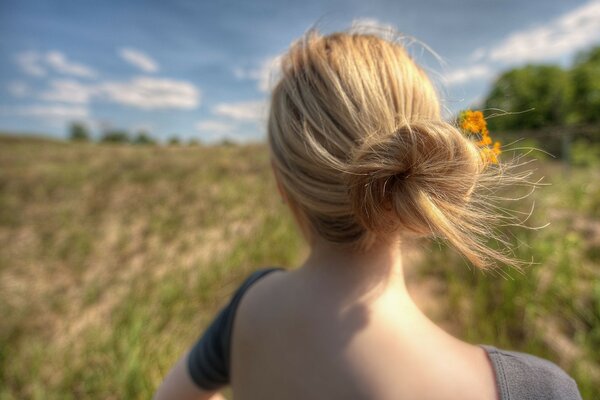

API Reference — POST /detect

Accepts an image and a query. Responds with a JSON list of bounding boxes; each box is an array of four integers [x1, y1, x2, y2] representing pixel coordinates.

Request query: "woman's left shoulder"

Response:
[[481, 345, 582, 400]]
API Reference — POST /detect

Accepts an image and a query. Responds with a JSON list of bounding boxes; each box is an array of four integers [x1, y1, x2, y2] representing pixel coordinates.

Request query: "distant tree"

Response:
[[484, 65, 572, 131], [69, 122, 90, 142], [133, 131, 156, 145], [571, 46, 600, 124], [219, 138, 236, 147], [100, 130, 130, 143], [188, 137, 201, 146], [168, 135, 180, 145]]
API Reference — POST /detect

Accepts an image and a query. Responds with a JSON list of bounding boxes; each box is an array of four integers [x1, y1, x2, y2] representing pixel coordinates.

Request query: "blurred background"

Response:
[[1, 0, 599, 399]]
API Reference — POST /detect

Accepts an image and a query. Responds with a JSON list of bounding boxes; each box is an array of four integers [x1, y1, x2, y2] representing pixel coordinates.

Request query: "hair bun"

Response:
[[347, 119, 483, 238]]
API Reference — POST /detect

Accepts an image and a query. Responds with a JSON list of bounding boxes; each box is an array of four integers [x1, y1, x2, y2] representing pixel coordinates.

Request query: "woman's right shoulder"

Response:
[[481, 345, 582, 400], [234, 266, 289, 330]]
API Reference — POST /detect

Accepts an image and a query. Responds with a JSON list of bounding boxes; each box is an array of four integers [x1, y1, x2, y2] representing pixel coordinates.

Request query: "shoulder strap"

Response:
[[187, 267, 284, 390]]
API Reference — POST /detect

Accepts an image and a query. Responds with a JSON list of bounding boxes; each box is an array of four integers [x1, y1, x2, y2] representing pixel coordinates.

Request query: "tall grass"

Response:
[[0, 135, 598, 398], [418, 159, 600, 399], [0, 136, 305, 399]]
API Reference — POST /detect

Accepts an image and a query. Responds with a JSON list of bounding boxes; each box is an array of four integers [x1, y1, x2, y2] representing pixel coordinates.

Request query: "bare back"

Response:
[[230, 268, 498, 400]]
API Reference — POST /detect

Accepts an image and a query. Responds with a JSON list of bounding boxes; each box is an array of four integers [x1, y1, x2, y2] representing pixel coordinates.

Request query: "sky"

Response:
[[1, 0, 599, 143]]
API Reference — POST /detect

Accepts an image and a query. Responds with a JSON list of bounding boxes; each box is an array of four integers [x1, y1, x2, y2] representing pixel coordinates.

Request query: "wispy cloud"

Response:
[[37, 77, 200, 110], [445, 1, 600, 87], [233, 54, 282, 93], [45, 51, 97, 78], [40, 79, 94, 104], [99, 77, 199, 109], [15, 52, 46, 77], [119, 48, 159, 73], [5, 104, 89, 121], [7, 81, 30, 98], [444, 64, 493, 86], [212, 100, 266, 121], [194, 119, 258, 143], [15, 51, 97, 78], [485, 0, 600, 63], [195, 120, 235, 134]]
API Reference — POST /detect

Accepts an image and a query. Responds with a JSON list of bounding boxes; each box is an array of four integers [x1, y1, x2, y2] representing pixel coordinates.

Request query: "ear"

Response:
[[270, 159, 288, 204]]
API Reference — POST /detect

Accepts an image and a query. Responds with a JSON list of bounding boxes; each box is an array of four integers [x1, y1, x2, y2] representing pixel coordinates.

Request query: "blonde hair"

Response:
[[268, 27, 525, 269]]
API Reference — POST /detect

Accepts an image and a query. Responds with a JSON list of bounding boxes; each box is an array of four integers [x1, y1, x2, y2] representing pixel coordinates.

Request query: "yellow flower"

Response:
[[492, 141, 502, 155], [459, 109, 501, 165], [460, 110, 487, 135], [480, 147, 497, 164], [477, 132, 492, 146]]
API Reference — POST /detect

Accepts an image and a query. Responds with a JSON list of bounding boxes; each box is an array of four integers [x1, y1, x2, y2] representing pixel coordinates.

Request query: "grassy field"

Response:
[[1, 134, 598, 399]]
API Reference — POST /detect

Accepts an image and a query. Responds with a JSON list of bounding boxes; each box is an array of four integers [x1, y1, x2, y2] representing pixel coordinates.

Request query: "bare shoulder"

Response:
[[233, 268, 291, 337]]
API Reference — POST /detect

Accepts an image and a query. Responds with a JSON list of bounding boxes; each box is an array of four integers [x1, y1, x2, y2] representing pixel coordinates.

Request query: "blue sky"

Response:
[[1, 0, 599, 143]]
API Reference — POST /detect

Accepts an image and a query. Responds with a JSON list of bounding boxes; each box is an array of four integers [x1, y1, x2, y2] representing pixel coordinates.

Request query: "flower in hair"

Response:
[[459, 109, 501, 164]]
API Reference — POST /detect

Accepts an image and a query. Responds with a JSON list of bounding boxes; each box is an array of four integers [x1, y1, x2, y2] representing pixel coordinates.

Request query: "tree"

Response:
[[484, 65, 572, 131], [69, 122, 90, 142], [133, 131, 156, 145], [100, 130, 130, 143], [168, 135, 180, 145], [571, 46, 600, 124]]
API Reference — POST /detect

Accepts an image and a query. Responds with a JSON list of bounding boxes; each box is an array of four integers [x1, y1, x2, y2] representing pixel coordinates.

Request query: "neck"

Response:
[[298, 236, 410, 303]]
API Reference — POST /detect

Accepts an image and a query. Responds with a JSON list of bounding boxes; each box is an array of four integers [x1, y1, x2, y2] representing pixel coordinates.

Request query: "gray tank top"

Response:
[[187, 267, 583, 399]]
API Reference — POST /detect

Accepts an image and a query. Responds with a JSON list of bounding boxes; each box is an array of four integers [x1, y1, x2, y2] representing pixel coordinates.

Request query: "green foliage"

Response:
[[132, 131, 156, 145], [571, 47, 600, 124], [484, 65, 572, 130], [571, 139, 600, 167], [484, 45, 600, 130], [69, 122, 90, 142], [167, 135, 180, 145], [100, 130, 131, 143]]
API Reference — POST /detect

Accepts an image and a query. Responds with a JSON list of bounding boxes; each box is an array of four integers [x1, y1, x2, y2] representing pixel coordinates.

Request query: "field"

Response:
[[1, 134, 599, 399]]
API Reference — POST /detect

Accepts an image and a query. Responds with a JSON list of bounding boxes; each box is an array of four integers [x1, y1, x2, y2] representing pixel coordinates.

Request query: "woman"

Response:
[[153, 27, 582, 400]]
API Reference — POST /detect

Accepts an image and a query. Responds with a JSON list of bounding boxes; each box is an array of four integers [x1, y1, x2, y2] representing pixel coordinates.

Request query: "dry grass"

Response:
[[0, 137, 305, 399], [1, 135, 598, 399]]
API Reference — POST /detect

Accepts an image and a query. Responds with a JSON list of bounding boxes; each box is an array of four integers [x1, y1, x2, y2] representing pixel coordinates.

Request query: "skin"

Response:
[[153, 163, 500, 400]]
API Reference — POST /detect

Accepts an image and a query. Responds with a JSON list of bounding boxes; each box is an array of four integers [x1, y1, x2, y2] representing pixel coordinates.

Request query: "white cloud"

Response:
[[194, 123, 256, 144], [195, 120, 235, 134], [15, 50, 97, 78], [445, 1, 600, 88], [212, 100, 266, 121], [15, 52, 46, 77], [45, 51, 97, 78], [444, 64, 493, 86], [479, 1, 600, 64], [130, 122, 154, 133], [7, 104, 89, 120], [30, 76, 200, 110], [234, 54, 283, 93], [40, 79, 94, 104], [98, 77, 200, 110], [7, 81, 30, 97], [119, 48, 159, 73]]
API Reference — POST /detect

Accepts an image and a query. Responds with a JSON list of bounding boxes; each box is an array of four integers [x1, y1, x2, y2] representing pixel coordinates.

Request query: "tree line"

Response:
[[483, 46, 600, 132], [69, 123, 202, 146]]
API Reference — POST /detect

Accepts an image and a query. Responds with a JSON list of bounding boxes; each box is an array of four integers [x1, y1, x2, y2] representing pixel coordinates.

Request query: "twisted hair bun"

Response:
[[267, 26, 526, 269], [347, 120, 491, 266]]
